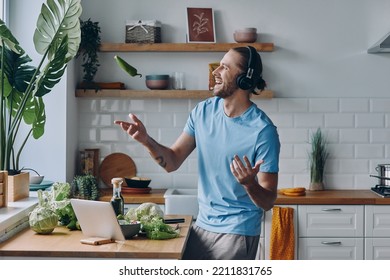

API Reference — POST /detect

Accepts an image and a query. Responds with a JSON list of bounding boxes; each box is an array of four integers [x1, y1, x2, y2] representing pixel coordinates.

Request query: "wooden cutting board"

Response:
[[99, 153, 137, 187]]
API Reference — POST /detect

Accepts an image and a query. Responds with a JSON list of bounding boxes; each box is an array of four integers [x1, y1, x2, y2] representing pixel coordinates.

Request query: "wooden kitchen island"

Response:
[[0, 215, 192, 259]]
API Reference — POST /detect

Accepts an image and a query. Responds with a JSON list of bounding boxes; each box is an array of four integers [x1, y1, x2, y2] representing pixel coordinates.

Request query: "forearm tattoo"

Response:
[[155, 155, 167, 168]]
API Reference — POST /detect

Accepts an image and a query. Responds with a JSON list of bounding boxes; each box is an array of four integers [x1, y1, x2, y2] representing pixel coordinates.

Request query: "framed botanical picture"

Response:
[[186, 7, 216, 43]]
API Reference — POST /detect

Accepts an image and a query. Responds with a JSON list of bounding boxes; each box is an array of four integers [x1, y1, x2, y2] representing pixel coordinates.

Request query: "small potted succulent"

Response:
[[308, 128, 329, 191]]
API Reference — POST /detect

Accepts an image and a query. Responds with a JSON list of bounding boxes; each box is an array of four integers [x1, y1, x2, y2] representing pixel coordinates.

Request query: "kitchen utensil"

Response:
[[29, 180, 54, 191], [119, 220, 141, 239], [371, 164, 390, 186], [124, 176, 151, 188], [172, 72, 185, 90], [234, 28, 257, 43], [99, 153, 136, 187], [29, 175, 44, 184], [145, 74, 170, 89]]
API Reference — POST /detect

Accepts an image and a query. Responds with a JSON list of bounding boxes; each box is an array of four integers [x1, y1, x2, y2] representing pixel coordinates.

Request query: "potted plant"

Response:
[[308, 128, 329, 191], [0, 0, 82, 200], [76, 18, 124, 90]]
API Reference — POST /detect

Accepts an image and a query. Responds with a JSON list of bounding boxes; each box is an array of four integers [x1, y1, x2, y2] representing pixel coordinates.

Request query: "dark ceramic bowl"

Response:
[[145, 74, 170, 90], [125, 176, 152, 188], [119, 220, 141, 239]]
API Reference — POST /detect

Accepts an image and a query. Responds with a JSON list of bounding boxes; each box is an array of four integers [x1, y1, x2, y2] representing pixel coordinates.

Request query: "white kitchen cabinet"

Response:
[[298, 205, 364, 237], [365, 205, 390, 237], [299, 238, 364, 260], [298, 205, 364, 260], [365, 238, 390, 260], [365, 205, 390, 260]]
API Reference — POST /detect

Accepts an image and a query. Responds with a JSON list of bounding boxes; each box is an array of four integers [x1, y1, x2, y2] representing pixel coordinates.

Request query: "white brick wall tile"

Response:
[[293, 143, 310, 158], [371, 98, 390, 112], [355, 144, 384, 158], [280, 143, 293, 158], [100, 127, 127, 142], [278, 98, 309, 113], [339, 129, 369, 143], [79, 128, 97, 142], [328, 144, 354, 158], [160, 99, 190, 112], [268, 113, 293, 128], [325, 174, 354, 189], [294, 113, 323, 128], [78, 99, 98, 112], [355, 175, 375, 189], [254, 99, 278, 113], [293, 174, 310, 188], [159, 128, 183, 146], [129, 100, 145, 112], [279, 159, 307, 174], [173, 174, 198, 188], [355, 113, 385, 128], [187, 158, 198, 173], [278, 174, 294, 188], [340, 98, 369, 113], [309, 98, 338, 112], [324, 159, 340, 174], [174, 113, 190, 128], [77, 97, 390, 190], [386, 114, 390, 128], [278, 128, 308, 143], [339, 159, 369, 173], [325, 113, 354, 128], [79, 113, 112, 127], [148, 174, 173, 189], [371, 129, 390, 143], [148, 113, 174, 128], [100, 99, 129, 112]]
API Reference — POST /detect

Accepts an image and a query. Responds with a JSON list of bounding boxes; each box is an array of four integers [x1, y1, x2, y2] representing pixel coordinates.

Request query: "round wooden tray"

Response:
[[99, 153, 136, 187]]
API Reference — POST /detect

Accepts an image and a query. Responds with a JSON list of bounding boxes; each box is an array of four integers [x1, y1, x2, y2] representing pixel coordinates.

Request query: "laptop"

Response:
[[70, 198, 126, 241]]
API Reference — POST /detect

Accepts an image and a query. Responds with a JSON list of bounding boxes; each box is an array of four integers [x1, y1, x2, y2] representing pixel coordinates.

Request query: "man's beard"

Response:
[[213, 78, 239, 98]]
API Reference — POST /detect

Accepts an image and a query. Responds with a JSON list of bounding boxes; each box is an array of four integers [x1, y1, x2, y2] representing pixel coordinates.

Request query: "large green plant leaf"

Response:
[[33, 0, 82, 60], [0, 47, 36, 93], [33, 36, 68, 97], [0, 19, 24, 54]]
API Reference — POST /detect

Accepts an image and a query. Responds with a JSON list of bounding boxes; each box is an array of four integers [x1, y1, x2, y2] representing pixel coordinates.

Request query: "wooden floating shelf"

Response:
[[99, 42, 274, 52], [75, 89, 274, 99]]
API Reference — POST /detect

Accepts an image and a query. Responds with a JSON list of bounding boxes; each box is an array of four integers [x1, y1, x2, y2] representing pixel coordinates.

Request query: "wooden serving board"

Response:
[[99, 153, 136, 187]]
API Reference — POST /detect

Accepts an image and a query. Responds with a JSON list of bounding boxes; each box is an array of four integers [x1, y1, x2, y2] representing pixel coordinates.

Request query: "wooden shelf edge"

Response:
[[99, 42, 274, 52], [75, 89, 274, 99]]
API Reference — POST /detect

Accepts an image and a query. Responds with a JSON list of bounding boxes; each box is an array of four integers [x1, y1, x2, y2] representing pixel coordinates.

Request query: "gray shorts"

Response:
[[182, 224, 260, 260]]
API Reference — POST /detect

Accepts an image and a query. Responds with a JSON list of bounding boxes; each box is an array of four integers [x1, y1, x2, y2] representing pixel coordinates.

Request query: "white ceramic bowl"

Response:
[[30, 175, 44, 184]]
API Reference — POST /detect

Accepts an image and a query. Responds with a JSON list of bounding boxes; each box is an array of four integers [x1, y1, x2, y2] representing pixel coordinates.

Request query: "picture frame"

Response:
[[186, 7, 216, 43]]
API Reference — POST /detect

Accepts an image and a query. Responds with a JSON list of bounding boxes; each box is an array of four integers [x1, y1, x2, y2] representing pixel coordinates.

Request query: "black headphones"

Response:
[[236, 46, 258, 90]]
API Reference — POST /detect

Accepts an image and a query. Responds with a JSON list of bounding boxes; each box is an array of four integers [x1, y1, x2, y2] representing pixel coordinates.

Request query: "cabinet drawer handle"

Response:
[[321, 208, 342, 212], [321, 241, 342, 246]]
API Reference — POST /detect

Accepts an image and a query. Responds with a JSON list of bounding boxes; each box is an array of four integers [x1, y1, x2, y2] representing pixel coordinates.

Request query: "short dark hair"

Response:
[[232, 47, 267, 94]]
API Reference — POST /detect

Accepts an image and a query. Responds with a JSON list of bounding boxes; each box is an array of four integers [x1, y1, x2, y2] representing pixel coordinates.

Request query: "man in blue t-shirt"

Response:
[[114, 46, 280, 260]]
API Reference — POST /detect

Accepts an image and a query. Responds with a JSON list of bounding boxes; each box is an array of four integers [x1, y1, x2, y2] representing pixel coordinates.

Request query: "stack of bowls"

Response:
[[233, 28, 257, 43]]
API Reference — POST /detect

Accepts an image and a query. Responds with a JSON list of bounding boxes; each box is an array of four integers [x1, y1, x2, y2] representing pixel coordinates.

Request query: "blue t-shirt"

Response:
[[184, 97, 280, 236]]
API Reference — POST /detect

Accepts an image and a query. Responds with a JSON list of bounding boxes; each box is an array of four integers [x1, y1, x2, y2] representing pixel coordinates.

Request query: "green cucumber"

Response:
[[114, 55, 142, 77]]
